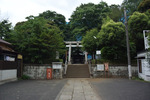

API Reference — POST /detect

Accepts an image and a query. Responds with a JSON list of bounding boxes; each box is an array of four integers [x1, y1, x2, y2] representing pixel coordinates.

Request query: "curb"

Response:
[[0, 78, 17, 85]]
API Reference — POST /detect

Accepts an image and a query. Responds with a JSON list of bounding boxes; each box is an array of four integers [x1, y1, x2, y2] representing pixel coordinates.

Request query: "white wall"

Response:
[[138, 59, 150, 81], [0, 70, 2, 81], [0, 70, 17, 81]]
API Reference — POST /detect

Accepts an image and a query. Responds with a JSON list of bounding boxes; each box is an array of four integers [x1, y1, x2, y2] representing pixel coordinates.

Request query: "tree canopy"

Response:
[[121, 0, 142, 15], [8, 17, 65, 64], [128, 11, 150, 52], [39, 10, 66, 30], [69, 2, 110, 40], [2, 0, 150, 63], [0, 19, 12, 39], [109, 5, 122, 22], [138, 0, 150, 12], [97, 19, 127, 61], [82, 28, 98, 56]]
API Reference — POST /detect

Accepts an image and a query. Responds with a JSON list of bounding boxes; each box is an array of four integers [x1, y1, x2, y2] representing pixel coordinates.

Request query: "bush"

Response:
[[21, 75, 30, 80], [91, 59, 107, 64]]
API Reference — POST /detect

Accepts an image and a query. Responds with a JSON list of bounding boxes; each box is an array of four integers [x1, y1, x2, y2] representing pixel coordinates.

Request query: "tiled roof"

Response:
[[0, 39, 11, 45]]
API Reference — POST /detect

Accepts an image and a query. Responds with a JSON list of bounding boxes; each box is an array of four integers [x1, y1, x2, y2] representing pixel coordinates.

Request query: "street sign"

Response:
[[96, 50, 101, 55]]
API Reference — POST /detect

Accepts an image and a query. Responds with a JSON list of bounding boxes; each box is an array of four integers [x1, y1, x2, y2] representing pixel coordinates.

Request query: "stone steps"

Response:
[[66, 64, 90, 78]]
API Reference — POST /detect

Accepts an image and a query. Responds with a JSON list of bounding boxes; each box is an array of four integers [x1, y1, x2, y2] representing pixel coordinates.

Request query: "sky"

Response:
[[0, 0, 124, 26]]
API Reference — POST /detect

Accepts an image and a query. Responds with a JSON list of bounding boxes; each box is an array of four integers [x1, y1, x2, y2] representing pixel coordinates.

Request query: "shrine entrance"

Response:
[[72, 47, 84, 64], [65, 41, 87, 64]]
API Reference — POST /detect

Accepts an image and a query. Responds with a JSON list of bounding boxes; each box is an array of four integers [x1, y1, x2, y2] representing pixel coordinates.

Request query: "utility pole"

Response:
[[124, 7, 132, 79]]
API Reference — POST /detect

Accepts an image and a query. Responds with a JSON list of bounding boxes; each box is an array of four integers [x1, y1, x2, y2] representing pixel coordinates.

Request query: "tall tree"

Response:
[[109, 5, 122, 22], [69, 2, 110, 40], [8, 17, 65, 64], [97, 19, 129, 62], [138, 0, 150, 12], [0, 19, 12, 39], [38, 10, 73, 41], [128, 11, 150, 52], [121, 0, 142, 15], [39, 10, 66, 30], [82, 28, 98, 57]]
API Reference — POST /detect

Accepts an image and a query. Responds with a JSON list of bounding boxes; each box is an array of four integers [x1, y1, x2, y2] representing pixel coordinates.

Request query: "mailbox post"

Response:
[[47, 68, 52, 79]]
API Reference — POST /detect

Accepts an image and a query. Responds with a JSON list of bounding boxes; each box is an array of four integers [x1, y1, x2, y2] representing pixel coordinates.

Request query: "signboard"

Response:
[[53, 64, 62, 69], [17, 54, 23, 59], [96, 50, 101, 55], [143, 30, 150, 49], [97, 64, 104, 71], [52, 62, 62, 69]]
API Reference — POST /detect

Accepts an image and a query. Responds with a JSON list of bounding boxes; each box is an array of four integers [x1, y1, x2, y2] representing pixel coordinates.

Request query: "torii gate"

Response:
[[65, 41, 88, 64]]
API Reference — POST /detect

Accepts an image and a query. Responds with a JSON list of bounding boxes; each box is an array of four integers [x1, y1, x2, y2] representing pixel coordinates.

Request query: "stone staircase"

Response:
[[66, 64, 90, 78]]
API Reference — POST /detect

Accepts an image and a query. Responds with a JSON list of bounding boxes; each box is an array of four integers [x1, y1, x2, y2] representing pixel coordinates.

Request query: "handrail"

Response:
[[88, 60, 92, 77], [64, 60, 68, 75]]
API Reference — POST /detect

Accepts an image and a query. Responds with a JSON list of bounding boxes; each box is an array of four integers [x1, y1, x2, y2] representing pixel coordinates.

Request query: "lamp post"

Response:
[[124, 7, 132, 79]]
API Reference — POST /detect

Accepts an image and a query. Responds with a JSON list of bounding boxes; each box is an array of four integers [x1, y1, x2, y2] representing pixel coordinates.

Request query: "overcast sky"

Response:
[[0, 0, 123, 26]]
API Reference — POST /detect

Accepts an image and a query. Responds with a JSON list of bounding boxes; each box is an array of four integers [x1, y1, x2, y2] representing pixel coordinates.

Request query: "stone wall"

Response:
[[23, 64, 64, 79], [90, 64, 138, 78], [23, 65, 50, 79]]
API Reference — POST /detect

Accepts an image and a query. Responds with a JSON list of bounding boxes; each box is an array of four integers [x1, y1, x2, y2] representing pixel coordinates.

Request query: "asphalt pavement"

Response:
[[0, 78, 150, 100], [0, 79, 67, 100], [90, 78, 150, 100]]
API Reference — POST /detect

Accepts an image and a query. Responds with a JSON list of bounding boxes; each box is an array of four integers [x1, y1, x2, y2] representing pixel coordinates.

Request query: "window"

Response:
[[0, 54, 4, 60], [139, 60, 142, 73], [4, 55, 16, 61]]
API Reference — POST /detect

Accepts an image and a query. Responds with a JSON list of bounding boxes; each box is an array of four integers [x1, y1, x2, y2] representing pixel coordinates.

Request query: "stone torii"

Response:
[[65, 41, 88, 64]]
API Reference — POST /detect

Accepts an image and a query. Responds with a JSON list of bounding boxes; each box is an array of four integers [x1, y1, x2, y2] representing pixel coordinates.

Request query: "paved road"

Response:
[[1, 78, 150, 100], [90, 78, 150, 100], [0, 79, 66, 100]]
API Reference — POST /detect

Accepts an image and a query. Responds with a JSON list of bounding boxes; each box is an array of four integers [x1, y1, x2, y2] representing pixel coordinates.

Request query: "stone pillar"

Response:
[[68, 43, 71, 64], [85, 51, 88, 64]]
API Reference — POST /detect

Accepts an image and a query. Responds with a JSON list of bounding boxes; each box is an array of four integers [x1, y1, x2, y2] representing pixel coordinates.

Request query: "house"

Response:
[[137, 30, 150, 81], [0, 39, 19, 81]]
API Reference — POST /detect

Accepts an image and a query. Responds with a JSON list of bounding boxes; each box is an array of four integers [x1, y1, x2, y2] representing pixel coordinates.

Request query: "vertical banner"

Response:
[[104, 62, 109, 72], [104, 62, 109, 78]]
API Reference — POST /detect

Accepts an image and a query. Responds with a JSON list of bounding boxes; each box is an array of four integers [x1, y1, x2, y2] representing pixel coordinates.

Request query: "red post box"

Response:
[[47, 68, 52, 79]]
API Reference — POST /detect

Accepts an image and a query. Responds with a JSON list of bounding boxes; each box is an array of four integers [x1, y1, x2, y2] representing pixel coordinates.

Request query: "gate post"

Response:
[[17, 54, 23, 78], [68, 43, 72, 64], [85, 51, 88, 64]]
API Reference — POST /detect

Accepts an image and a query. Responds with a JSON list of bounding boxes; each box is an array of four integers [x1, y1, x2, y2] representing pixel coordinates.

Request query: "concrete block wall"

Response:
[[0, 70, 17, 81], [91, 65, 138, 78]]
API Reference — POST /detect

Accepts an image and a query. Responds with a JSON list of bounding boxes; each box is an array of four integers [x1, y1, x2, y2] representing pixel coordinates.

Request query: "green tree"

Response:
[[9, 17, 65, 64], [128, 11, 150, 52], [138, 0, 150, 12], [109, 5, 122, 22], [0, 19, 12, 39], [38, 10, 73, 41], [121, 0, 142, 15], [63, 22, 74, 41], [39, 10, 66, 30], [82, 28, 98, 58], [97, 19, 129, 62], [69, 2, 110, 39]]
